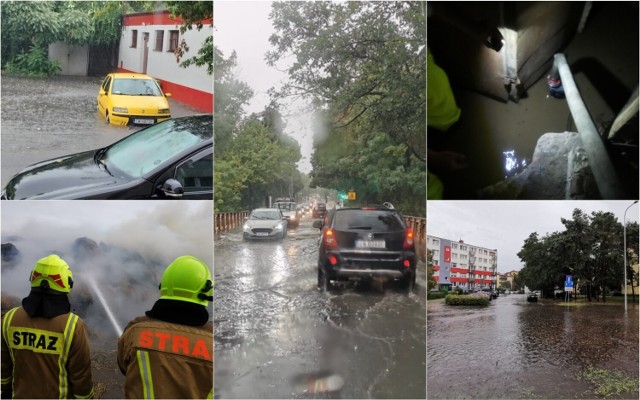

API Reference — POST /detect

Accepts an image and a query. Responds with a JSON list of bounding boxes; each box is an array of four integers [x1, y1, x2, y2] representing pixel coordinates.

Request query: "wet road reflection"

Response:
[[427, 294, 639, 399], [214, 221, 426, 399]]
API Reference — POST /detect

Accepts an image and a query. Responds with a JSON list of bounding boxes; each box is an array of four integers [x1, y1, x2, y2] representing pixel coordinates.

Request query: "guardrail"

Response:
[[214, 211, 426, 262], [214, 211, 249, 238], [405, 216, 426, 262]]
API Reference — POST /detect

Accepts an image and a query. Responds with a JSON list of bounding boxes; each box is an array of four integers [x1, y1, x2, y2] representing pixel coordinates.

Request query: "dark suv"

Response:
[[313, 205, 416, 291]]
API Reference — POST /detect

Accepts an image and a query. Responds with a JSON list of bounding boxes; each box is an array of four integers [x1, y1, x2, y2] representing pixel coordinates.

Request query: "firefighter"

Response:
[[117, 256, 213, 399], [1, 254, 94, 399]]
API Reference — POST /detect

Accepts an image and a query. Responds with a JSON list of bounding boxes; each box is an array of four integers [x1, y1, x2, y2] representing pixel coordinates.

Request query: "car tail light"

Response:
[[329, 255, 338, 266], [403, 228, 415, 249], [323, 228, 338, 247], [403, 259, 411, 268]]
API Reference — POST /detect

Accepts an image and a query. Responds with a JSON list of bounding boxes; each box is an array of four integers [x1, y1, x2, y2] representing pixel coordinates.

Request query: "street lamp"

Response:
[[623, 200, 638, 312]]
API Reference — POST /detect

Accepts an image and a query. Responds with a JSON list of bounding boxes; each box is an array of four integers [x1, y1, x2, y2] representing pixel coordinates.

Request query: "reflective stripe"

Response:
[[207, 388, 213, 399], [137, 350, 155, 399], [1, 307, 19, 398], [74, 386, 95, 399], [58, 314, 79, 399]]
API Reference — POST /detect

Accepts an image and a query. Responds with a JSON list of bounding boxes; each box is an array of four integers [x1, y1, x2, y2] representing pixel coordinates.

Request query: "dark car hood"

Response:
[[3, 150, 131, 199]]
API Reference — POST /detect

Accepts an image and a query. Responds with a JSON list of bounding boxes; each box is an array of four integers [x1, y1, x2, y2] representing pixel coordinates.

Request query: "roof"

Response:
[[108, 73, 157, 80]]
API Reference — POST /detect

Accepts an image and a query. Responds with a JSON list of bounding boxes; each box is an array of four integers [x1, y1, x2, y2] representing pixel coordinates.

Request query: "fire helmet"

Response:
[[159, 256, 213, 306], [30, 254, 74, 293]]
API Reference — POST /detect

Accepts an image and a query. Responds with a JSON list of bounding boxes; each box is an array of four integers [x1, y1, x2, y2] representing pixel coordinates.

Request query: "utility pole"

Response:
[[623, 200, 638, 312]]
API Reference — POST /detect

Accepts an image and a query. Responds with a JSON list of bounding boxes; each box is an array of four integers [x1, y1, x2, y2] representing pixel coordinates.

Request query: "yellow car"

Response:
[[97, 73, 172, 126]]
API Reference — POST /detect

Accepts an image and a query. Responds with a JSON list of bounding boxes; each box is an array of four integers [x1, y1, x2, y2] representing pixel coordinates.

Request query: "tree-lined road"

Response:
[[213, 220, 426, 399]]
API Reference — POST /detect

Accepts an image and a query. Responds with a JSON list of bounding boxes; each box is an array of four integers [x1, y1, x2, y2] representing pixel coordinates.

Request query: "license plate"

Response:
[[355, 240, 385, 248], [134, 118, 155, 124], [256, 232, 269, 236]]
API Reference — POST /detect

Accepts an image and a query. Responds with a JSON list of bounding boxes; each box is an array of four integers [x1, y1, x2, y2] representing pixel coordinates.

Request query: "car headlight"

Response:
[[158, 108, 170, 114], [243, 224, 250, 231], [113, 107, 128, 113], [274, 222, 284, 230], [290, 215, 296, 220]]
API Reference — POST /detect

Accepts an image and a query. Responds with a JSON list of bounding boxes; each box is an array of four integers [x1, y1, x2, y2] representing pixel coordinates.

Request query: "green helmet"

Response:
[[30, 254, 74, 293], [159, 256, 212, 306]]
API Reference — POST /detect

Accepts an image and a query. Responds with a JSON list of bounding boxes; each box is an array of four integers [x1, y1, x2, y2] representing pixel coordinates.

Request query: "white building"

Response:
[[427, 236, 497, 291], [119, 10, 213, 112]]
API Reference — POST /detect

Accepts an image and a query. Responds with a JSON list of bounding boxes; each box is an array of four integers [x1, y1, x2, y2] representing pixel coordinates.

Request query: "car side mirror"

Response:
[[312, 220, 323, 229], [165, 93, 172, 98], [160, 179, 184, 199], [99, 89, 105, 96]]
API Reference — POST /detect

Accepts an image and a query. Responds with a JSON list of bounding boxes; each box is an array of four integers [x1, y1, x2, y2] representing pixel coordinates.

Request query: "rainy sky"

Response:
[[427, 201, 640, 273], [214, 0, 315, 173]]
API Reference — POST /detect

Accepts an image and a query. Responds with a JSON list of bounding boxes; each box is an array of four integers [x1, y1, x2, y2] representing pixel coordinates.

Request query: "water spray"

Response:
[[85, 274, 124, 337]]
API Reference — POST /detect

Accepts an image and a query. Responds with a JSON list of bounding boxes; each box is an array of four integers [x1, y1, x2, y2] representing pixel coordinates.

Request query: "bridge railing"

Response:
[[214, 211, 249, 238], [405, 216, 426, 262]]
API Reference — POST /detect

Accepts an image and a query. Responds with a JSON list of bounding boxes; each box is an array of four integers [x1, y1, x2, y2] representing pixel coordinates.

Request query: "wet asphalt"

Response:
[[427, 294, 639, 399], [214, 219, 427, 399], [0, 73, 204, 187]]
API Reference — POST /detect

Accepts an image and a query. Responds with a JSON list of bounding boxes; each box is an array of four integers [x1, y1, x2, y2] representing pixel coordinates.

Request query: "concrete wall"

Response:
[[48, 42, 89, 76]]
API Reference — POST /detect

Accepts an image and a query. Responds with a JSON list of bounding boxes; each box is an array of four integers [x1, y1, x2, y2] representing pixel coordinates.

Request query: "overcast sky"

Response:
[[427, 200, 640, 273], [214, 1, 315, 173]]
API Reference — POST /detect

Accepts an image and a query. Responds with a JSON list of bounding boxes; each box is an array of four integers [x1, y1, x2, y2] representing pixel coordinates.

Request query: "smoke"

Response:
[[1, 201, 213, 345]]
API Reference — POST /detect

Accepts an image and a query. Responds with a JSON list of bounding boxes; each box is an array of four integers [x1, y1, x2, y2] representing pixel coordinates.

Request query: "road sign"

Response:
[[348, 191, 356, 200], [564, 275, 573, 292]]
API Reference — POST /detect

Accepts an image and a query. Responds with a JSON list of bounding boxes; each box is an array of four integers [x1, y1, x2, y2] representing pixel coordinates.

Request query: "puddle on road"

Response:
[[427, 295, 639, 399]]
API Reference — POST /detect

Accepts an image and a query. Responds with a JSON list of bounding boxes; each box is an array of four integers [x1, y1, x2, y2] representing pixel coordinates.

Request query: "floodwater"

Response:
[[0, 73, 203, 186], [427, 294, 639, 399], [214, 219, 427, 399]]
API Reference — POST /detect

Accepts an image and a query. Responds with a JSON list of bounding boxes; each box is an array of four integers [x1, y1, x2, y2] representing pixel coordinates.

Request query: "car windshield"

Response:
[[275, 203, 295, 211], [250, 210, 281, 220], [101, 118, 211, 179], [111, 78, 162, 96], [333, 210, 405, 232]]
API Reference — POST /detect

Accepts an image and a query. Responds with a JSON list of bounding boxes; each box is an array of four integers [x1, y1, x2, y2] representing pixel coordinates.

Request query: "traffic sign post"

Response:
[[348, 191, 356, 201], [564, 275, 574, 302]]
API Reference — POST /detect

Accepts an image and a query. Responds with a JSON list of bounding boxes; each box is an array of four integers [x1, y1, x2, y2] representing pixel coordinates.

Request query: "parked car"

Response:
[[313, 203, 327, 218], [243, 208, 288, 240], [1, 116, 212, 200], [313, 204, 416, 291], [273, 198, 299, 228], [527, 293, 538, 302], [97, 73, 171, 126]]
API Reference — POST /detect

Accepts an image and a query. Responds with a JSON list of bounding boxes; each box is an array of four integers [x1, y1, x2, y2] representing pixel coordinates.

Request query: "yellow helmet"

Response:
[[30, 254, 73, 293], [159, 256, 212, 306]]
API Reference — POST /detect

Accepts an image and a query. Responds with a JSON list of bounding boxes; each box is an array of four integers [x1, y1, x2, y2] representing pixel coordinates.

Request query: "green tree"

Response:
[[267, 2, 426, 216], [625, 221, 639, 301], [427, 250, 437, 290], [167, 1, 213, 74]]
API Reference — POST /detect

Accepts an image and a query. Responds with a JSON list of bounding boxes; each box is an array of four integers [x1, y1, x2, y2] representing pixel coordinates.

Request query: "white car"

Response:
[[243, 208, 288, 240]]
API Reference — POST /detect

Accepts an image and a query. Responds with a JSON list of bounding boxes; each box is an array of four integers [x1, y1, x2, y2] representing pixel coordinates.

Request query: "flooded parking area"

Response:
[[0, 73, 203, 186], [427, 294, 639, 399]]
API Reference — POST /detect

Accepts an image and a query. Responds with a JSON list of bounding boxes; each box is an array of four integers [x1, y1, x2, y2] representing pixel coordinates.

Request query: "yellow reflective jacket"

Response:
[[118, 316, 213, 399], [427, 48, 461, 132], [1, 307, 94, 399]]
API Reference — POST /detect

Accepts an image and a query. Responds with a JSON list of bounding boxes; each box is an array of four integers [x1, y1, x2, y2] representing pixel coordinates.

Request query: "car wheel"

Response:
[[318, 268, 331, 291]]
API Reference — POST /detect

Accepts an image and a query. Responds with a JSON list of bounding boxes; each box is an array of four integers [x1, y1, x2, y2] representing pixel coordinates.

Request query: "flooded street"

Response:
[[0, 73, 204, 186], [427, 294, 639, 399], [214, 220, 426, 399]]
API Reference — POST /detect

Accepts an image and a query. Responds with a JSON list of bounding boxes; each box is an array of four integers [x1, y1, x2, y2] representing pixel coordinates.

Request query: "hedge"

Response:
[[445, 294, 489, 306], [427, 291, 447, 300]]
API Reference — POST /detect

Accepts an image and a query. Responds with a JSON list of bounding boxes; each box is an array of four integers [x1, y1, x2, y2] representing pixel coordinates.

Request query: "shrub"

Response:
[[4, 45, 61, 77], [445, 294, 489, 306], [427, 291, 447, 300]]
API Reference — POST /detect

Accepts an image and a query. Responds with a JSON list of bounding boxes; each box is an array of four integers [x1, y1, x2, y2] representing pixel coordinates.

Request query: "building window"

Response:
[[452, 243, 458, 249], [155, 30, 164, 51], [461, 245, 467, 251], [131, 30, 138, 48], [169, 30, 179, 52]]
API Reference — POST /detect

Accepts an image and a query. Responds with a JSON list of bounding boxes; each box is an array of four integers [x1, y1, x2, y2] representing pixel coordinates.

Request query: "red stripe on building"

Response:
[[123, 11, 212, 26], [117, 68, 212, 112]]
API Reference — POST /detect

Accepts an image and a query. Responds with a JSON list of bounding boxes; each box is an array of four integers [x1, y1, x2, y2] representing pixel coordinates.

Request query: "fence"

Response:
[[214, 211, 249, 238], [214, 211, 426, 262]]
